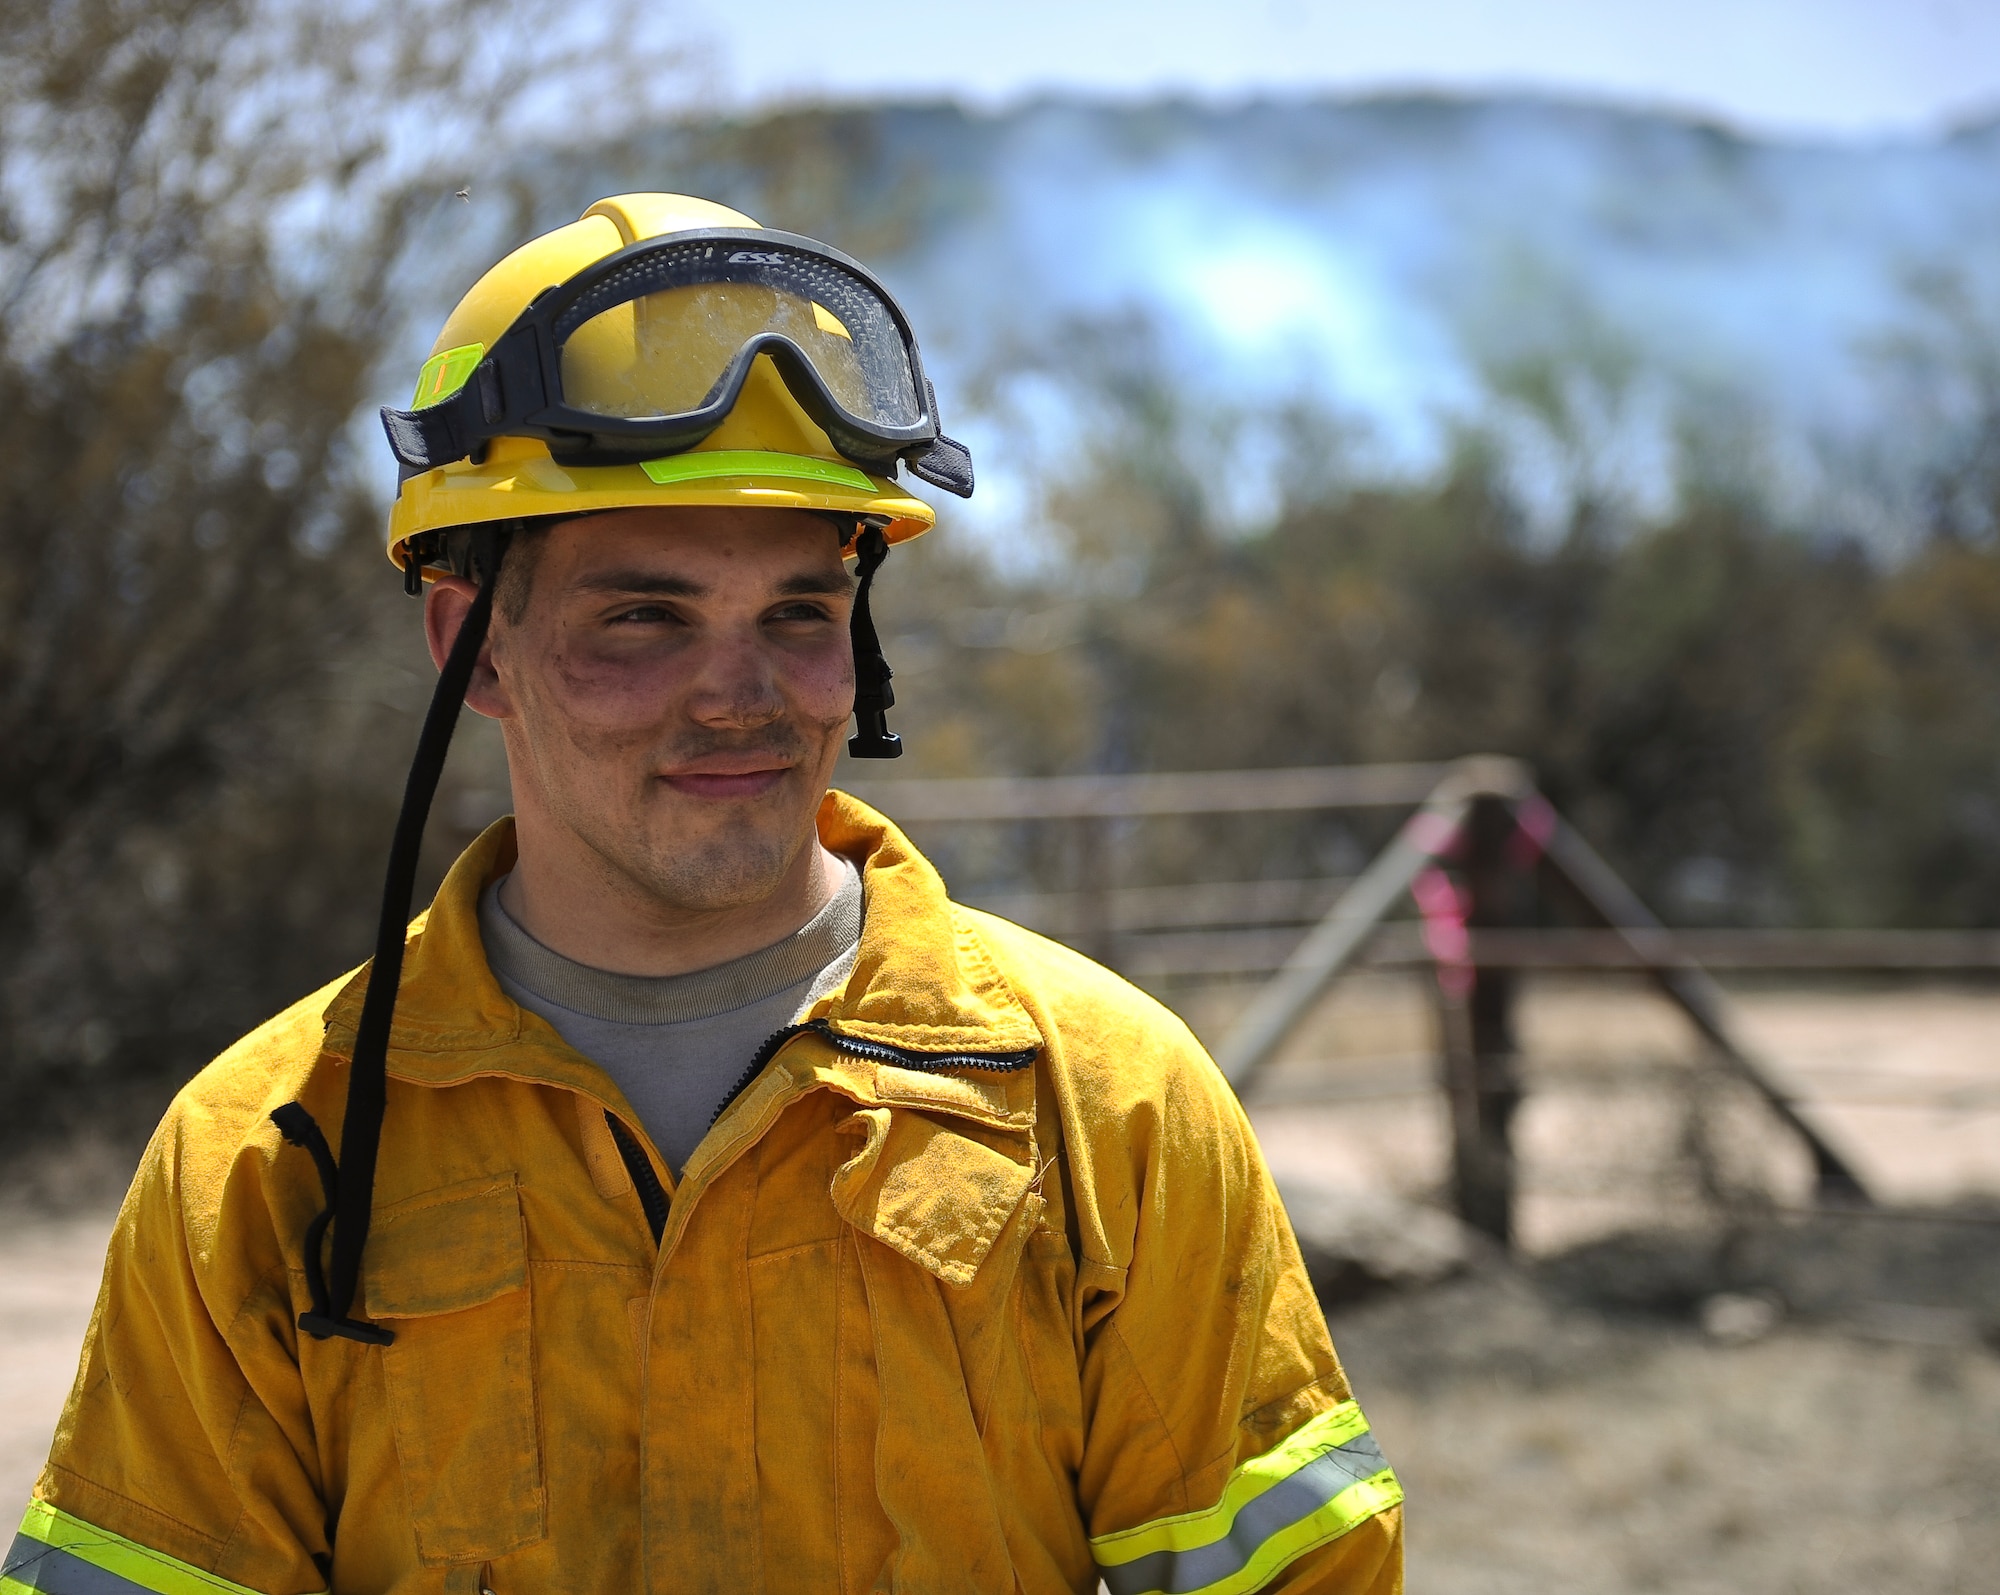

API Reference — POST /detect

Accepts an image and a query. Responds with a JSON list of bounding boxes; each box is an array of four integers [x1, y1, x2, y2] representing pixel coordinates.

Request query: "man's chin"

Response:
[[660, 860, 802, 915], [617, 783, 821, 913]]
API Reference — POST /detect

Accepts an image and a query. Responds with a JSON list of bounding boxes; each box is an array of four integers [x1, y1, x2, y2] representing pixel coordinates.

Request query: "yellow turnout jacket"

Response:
[[6, 795, 1402, 1595]]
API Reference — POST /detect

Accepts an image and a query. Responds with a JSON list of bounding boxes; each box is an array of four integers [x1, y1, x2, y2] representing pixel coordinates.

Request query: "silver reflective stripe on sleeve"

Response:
[[1100, 1433, 1388, 1595], [2, 1503, 293, 1595], [3, 1537, 156, 1595], [1090, 1401, 1403, 1595]]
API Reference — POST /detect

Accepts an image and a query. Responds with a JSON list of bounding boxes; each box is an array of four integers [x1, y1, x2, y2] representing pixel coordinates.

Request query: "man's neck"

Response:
[[498, 828, 845, 979]]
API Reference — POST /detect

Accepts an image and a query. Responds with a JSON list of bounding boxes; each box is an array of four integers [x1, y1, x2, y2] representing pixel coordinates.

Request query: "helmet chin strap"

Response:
[[272, 526, 511, 1344], [847, 526, 902, 759]]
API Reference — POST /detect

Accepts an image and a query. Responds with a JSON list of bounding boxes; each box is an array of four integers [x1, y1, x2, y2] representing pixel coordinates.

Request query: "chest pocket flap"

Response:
[[364, 1173, 527, 1318], [362, 1173, 545, 1563], [831, 1107, 1033, 1287]]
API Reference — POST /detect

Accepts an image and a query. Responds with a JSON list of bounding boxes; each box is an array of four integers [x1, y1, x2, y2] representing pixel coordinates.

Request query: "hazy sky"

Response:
[[682, 0, 2000, 139]]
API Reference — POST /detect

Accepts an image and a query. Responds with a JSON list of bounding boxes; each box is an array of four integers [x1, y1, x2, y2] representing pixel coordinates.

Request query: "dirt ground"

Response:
[[0, 1211, 106, 1514], [3, 976, 1996, 1590], [1207, 972, 2000, 1248], [1334, 1265, 2000, 1595]]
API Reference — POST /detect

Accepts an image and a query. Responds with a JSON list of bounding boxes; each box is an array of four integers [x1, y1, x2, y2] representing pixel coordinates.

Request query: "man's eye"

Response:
[[610, 604, 676, 625], [770, 602, 834, 623]]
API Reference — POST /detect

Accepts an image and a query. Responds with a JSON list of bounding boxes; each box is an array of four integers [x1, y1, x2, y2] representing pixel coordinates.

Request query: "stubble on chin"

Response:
[[618, 796, 811, 913]]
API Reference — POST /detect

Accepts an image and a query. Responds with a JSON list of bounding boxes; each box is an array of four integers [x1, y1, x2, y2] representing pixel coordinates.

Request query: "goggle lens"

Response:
[[557, 250, 923, 431]]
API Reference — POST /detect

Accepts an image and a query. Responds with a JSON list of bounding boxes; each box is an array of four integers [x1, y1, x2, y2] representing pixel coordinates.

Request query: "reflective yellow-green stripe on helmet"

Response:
[[1089, 1401, 1403, 1595], [638, 449, 877, 492], [1, 1501, 304, 1595]]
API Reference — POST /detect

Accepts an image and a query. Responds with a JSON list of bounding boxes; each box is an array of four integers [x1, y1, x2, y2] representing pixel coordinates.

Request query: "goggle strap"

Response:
[[279, 527, 510, 1344], [905, 382, 972, 499], [380, 398, 477, 473], [847, 526, 902, 759], [908, 432, 974, 498]]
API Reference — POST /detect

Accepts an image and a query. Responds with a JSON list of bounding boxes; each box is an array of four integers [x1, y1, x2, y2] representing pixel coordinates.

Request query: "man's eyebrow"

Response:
[[567, 568, 854, 600], [774, 571, 856, 597], [570, 571, 708, 598]]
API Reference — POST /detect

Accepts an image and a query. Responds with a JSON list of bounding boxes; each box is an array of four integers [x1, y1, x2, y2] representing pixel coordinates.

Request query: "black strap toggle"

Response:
[[297, 1312, 395, 1347], [270, 1102, 396, 1345], [847, 527, 901, 759]]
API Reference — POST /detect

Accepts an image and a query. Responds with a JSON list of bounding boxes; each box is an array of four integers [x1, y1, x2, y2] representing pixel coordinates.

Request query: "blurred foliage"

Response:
[[5, 43, 2000, 1158], [0, 0, 685, 1152], [874, 388, 2000, 930], [1787, 542, 2000, 926]]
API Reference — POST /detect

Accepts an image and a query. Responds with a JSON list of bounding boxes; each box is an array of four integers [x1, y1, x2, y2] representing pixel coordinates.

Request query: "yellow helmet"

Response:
[[382, 192, 971, 576]]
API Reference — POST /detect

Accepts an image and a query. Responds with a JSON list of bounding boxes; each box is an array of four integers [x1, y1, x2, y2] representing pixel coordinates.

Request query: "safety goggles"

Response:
[[379, 228, 972, 496]]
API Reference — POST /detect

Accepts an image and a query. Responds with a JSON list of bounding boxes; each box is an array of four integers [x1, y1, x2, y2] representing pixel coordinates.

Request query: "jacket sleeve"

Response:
[[1067, 1021, 1404, 1595], [5, 1093, 333, 1595]]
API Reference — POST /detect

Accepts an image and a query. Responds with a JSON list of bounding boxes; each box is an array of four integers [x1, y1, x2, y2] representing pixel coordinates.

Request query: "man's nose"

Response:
[[685, 633, 785, 729]]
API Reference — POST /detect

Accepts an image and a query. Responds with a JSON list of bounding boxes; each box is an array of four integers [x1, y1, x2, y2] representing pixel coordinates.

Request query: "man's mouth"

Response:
[[658, 761, 792, 800]]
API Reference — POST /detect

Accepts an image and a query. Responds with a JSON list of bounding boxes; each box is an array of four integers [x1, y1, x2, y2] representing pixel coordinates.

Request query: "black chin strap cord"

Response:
[[847, 526, 901, 760], [275, 533, 507, 1345]]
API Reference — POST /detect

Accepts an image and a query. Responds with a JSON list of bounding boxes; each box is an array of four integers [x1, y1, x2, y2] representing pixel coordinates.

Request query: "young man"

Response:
[[4, 196, 1403, 1595]]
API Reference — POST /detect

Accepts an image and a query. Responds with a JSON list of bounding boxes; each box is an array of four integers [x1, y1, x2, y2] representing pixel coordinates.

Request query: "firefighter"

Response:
[[4, 194, 1403, 1595]]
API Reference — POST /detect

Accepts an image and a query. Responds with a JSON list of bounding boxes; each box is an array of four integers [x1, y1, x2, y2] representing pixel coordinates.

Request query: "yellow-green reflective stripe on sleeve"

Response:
[[1, 1501, 304, 1595], [1091, 1401, 1404, 1595]]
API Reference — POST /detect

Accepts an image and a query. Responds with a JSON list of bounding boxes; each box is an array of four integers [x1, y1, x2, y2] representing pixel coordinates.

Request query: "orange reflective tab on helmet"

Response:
[[412, 343, 485, 409]]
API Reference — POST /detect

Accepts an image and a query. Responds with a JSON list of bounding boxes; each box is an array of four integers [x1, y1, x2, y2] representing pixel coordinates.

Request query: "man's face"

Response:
[[468, 506, 856, 914]]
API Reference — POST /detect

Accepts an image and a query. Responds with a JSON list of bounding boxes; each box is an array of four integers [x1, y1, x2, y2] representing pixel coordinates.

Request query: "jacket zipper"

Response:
[[708, 1016, 1039, 1128], [608, 1021, 1039, 1253], [604, 1112, 670, 1246]]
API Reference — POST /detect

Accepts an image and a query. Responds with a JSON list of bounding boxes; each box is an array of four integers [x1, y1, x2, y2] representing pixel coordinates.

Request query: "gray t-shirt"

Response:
[[477, 858, 863, 1175]]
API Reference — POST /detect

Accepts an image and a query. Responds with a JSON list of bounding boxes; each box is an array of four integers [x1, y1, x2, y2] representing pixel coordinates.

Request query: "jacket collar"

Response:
[[320, 791, 1045, 1104]]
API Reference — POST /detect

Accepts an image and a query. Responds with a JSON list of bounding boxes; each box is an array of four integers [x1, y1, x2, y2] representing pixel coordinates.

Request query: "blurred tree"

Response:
[[873, 362, 1887, 926], [0, 0, 691, 1160], [1780, 268, 2000, 927], [1566, 496, 1873, 923], [1786, 539, 2000, 926]]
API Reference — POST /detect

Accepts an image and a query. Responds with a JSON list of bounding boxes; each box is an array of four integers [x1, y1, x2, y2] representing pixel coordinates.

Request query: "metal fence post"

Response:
[[1444, 794, 1530, 1246], [1073, 814, 1116, 968]]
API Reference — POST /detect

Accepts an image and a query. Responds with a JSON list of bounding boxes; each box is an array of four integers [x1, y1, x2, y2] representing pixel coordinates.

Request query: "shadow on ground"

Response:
[[1325, 1208, 2000, 1594]]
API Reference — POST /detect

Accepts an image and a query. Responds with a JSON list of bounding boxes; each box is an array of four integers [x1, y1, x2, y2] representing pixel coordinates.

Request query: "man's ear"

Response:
[[424, 575, 512, 720]]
